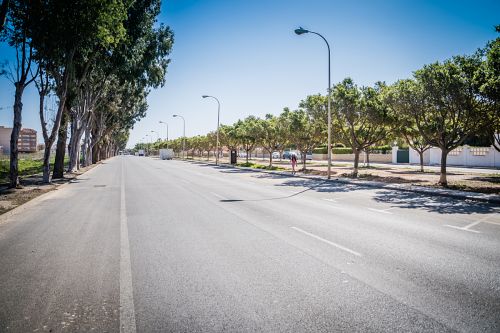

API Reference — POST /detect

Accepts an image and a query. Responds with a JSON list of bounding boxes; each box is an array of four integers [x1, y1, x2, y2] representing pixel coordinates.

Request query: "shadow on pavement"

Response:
[[372, 189, 498, 215], [219, 186, 315, 203], [267, 177, 497, 215], [185, 160, 498, 215]]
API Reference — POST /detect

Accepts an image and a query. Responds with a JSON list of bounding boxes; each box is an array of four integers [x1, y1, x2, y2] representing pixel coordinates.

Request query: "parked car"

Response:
[[305, 152, 313, 160], [283, 150, 300, 160], [272, 152, 280, 159]]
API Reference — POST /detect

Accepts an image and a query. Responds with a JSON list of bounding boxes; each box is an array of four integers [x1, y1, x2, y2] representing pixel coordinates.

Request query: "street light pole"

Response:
[[202, 95, 220, 165], [145, 134, 150, 156], [151, 130, 160, 141], [159, 121, 169, 149], [295, 27, 332, 179], [151, 130, 160, 156], [173, 114, 185, 159]]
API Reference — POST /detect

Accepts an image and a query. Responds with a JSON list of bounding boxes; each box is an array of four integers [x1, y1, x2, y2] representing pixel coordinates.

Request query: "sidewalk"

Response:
[[250, 156, 500, 174], [181, 157, 500, 204]]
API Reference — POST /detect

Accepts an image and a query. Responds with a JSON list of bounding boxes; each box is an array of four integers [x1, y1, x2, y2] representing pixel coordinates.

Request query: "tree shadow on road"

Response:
[[372, 189, 498, 215], [267, 177, 498, 215], [186, 162, 498, 215], [272, 177, 372, 194]]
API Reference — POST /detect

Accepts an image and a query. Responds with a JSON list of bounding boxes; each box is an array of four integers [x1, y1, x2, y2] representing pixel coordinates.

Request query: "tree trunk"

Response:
[[92, 142, 100, 163], [246, 150, 249, 164], [82, 127, 90, 167], [67, 118, 76, 171], [269, 151, 273, 167], [68, 124, 85, 172], [42, 144, 52, 183], [52, 107, 69, 179], [419, 151, 424, 172], [9, 84, 24, 188], [353, 149, 360, 178], [366, 151, 370, 167], [439, 149, 448, 186]]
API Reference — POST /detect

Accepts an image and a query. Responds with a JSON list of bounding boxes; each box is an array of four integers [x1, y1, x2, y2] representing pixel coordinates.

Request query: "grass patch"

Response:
[[236, 162, 285, 171], [0, 156, 69, 184], [237, 162, 254, 167]]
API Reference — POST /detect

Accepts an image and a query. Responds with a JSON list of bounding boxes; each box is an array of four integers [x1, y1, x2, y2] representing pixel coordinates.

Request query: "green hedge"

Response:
[[312, 145, 392, 155], [368, 145, 392, 154], [313, 147, 353, 154], [333, 148, 354, 154]]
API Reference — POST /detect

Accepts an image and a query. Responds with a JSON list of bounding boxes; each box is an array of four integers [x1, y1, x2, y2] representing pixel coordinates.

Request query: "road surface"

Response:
[[0, 156, 499, 332]]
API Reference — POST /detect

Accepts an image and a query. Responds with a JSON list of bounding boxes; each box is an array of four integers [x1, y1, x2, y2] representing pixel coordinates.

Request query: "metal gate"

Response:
[[397, 149, 409, 163]]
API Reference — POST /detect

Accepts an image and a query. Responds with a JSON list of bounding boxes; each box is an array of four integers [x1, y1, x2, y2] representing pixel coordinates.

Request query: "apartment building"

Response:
[[0, 126, 38, 154]]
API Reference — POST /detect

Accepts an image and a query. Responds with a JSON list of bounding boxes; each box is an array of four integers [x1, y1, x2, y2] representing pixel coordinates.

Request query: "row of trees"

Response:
[[140, 28, 499, 185], [1, 0, 173, 187], [139, 110, 324, 171]]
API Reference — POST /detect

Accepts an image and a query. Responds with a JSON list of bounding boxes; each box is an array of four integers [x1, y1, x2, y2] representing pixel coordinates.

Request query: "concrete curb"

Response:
[[182, 159, 500, 205]]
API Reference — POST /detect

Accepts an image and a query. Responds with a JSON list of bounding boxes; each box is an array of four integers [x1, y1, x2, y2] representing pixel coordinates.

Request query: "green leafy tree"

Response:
[[206, 131, 218, 160], [0, 0, 8, 33], [1, 0, 38, 187], [413, 55, 486, 185], [332, 78, 389, 177], [477, 26, 500, 151], [383, 80, 431, 172], [235, 116, 260, 163], [257, 114, 287, 167], [285, 109, 323, 171], [219, 124, 239, 153]]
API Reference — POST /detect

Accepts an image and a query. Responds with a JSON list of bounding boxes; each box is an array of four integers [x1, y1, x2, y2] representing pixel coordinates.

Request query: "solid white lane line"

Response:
[[367, 207, 394, 214], [120, 162, 137, 333], [291, 226, 362, 257], [211, 192, 227, 200]]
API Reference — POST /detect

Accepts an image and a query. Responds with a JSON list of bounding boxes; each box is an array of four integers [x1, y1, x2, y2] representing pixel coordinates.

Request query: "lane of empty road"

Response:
[[0, 156, 499, 332]]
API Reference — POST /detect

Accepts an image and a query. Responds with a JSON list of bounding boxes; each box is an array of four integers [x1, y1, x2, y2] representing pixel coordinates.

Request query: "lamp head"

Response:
[[294, 27, 309, 35], [173, 114, 178, 117], [202, 95, 209, 98]]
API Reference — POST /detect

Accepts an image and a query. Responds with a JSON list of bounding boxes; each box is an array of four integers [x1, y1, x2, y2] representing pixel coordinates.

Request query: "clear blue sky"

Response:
[[0, 0, 498, 148]]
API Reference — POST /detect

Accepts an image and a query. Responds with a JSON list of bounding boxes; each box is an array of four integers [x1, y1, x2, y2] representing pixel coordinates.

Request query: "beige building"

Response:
[[0, 126, 38, 154]]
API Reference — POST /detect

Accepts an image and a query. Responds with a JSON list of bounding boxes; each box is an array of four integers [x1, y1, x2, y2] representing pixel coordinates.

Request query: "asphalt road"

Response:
[[0, 156, 499, 332]]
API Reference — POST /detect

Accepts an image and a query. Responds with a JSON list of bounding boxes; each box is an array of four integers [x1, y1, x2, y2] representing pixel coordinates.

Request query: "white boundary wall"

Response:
[[403, 145, 500, 168], [409, 149, 430, 165]]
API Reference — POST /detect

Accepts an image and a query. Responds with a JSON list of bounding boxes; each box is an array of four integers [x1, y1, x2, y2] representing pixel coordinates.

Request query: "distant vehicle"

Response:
[[283, 150, 300, 160], [138, 149, 145, 156], [272, 152, 280, 159], [238, 151, 247, 158], [305, 152, 313, 160], [160, 149, 174, 160]]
